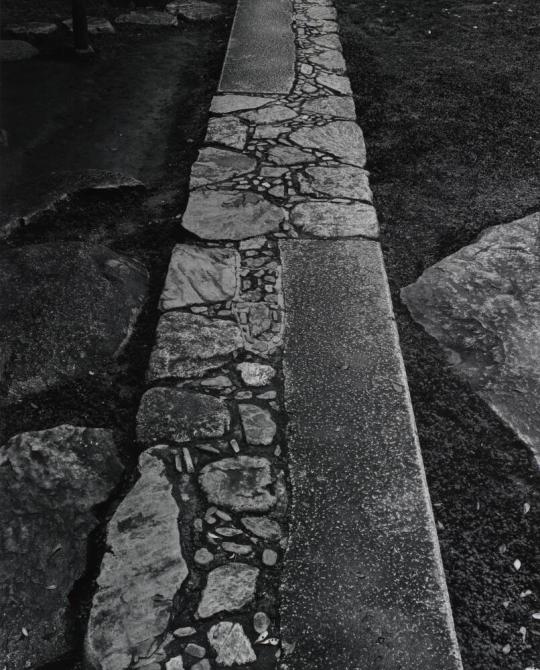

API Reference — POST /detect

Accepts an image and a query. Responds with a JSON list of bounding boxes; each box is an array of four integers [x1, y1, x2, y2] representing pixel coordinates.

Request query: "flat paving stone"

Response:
[[0, 39, 38, 61], [298, 165, 372, 201], [219, 0, 295, 94], [204, 116, 249, 150], [266, 145, 314, 165], [316, 72, 352, 95], [166, 0, 226, 21], [241, 516, 283, 541], [160, 244, 239, 310], [115, 10, 178, 25], [239, 104, 297, 124], [279, 239, 462, 670], [237, 361, 276, 386], [190, 147, 255, 187], [289, 121, 365, 166], [137, 387, 230, 445], [198, 564, 259, 618], [182, 189, 285, 240], [239, 403, 277, 445], [291, 201, 378, 238], [208, 621, 256, 665], [301, 95, 356, 119], [210, 95, 274, 114], [309, 49, 346, 73], [147, 312, 243, 380], [5, 22, 58, 38]]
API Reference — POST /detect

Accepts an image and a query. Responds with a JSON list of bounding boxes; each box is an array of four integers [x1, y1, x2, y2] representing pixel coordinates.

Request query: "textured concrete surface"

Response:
[[218, 0, 295, 94], [279, 240, 462, 670]]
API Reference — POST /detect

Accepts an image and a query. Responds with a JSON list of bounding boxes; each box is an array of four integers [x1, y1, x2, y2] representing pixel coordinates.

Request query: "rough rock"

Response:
[[316, 72, 352, 95], [159, 245, 239, 310], [237, 362, 276, 386], [85, 447, 188, 670], [301, 95, 356, 119], [0, 39, 38, 61], [199, 455, 277, 512], [147, 312, 243, 380], [115, 10, 178, 26], [0, 169, 144, 238], [239, 404, 276, 445], [204, 116, 249, 150], [241, 516, 283, 541], [310, 33, 342, 49], [5, 22, 58, 38], [298, 165, 372, 201], [253, 612, 271, 634], [0, 425, 122, 668], [195, 548, 215, 566], [182, 190, 285, 240], [290, 121, 365, 166], [266, 145, 314, 165], [401, 213, 540, 460], [210, 95, 273, 114], [63, 17, 115, 34], [0, 242, 148, 400], [291, 201, 378, 238], [190, 147, 255, 187], [185, 643, 206, 658], [198, 564, 259, 618], [239, 104, 297, 124], [222, 541, 253, 555], [166, 0, 225, 21], [305, 5, 337, 20], [208, 622, 256, 666], [166, 657, 185, 670], [310, 49, 346, 73], [262, 548, 278, 566], [137, 387, 230, 445]]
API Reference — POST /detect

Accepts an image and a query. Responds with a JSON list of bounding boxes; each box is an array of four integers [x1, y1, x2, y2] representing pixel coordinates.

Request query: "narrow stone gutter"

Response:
[[84, 0, 464, 668]]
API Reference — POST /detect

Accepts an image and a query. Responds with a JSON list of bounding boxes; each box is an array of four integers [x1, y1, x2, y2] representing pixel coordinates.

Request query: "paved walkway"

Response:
[[83, 0, 464, 668]]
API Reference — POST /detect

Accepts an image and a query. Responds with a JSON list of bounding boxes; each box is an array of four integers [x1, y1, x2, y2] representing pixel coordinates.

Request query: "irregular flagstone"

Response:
[[210, 95, 274, 114], [305, 5, 337, 20], [237, 361, 276, 386], [115, 10, 178, 25], [159, 245, 239, 310], [182, 190, 285, 240], [309, 49, 346, 73], [0, 39, 38, 61], [190, 147, 255, 187], [63, 17, 116, 34], [401, 212, 540, 460], [166, 0, 226, 21], [199, 455, 277, 512], [239, 104, 297, 124], [298, 165, 373, 201], [316, 72, 353, 95], [204, 116, 248, 150], [0, 242, 148, 401], [198, 564, 259, 618], [241, 516, 283, 541], [208, 622, 256, 666], [85, 447, 188, 670], [137, 387, 230, 445], [301, 95, 356, 119], [0, 426, 123, 669], [5, 22, 58, 38], [266, 145, 314, 165], [310, 33, 342, 49], [147, 312, 242, 380], [291, 201, 379, 238], [239, 403, 277, 445], [289, 121, 365, 166]]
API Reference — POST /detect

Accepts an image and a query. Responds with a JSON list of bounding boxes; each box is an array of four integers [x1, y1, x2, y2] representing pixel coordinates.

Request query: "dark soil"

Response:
[[335, 0, 540, 668], [0, 1, 235, 667]]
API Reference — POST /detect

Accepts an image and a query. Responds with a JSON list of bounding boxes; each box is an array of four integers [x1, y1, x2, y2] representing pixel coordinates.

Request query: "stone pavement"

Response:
[[84, 0, 464, 667]]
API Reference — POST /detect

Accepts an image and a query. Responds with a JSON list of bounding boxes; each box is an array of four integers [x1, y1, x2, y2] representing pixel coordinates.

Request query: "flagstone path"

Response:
[[84, 0, 464, 668]]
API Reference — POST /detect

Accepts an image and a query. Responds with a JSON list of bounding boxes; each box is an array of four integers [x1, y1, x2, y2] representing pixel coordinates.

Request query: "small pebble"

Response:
[[194, 548, 214, 566], [186, 643, 206, 659], [253, 611, 270, 634], [262, 549, 278, 566], [173, 626, 197, 638]]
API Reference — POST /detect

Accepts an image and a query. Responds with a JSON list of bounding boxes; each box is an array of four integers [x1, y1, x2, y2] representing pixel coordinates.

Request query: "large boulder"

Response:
[[0, 242, 148, 400], [0, 425, 123, 668], [401, 213, 540, 460]]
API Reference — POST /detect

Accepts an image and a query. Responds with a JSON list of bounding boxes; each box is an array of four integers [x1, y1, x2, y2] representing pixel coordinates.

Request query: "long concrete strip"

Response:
[[82, 0, 464, 665]]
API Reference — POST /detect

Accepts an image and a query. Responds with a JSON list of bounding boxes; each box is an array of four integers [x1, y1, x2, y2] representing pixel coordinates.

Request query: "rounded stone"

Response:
[[198, 564, 259, 618], [262, 549, 278, 566], [195, 548, 214, 566], [237, 362, 276, 386]]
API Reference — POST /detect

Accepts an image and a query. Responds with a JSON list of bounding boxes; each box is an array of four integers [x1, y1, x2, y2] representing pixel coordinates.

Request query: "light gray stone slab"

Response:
[[301, 95, 356, 119], [241, 516, 283, 541], [190, 147, 255, 187], [115, 10, 178, 25], [402, 212, 540, 461], [239, 104, 297, 124], [0, 426, 122, 669], [290, 121, 365, 166], [208, 622, 256, 665], [310, 33, 342, 49], [205, 116, 248, 150], [210, 95, 274, 114], [182, 190, 285, 240], [0, 39, 38, 61], [160, 245, 239, 310], [266, 145, 314, 165], [239, 403, 277, 445], [137, 387, 230, 445], [291, 201, 378, 238], [85, 447, 188, 670], [218, 0, 295, 94], [198, 565, 259, 618], [298, 165, 373, 201], [147, 312, 242, 380], [199, 455, 277, 512], [316, 72, 353, 95], [5, 22, 58, 38], [305, 5, 337, 20], [309, 49, 346, 73]]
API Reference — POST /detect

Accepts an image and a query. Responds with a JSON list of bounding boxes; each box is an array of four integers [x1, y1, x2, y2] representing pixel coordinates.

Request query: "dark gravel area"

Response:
[[335, 0, 540, 668]]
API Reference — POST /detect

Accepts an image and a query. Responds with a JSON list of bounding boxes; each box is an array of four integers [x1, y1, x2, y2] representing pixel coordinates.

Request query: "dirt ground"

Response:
[[335, 0, 539, 668]]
